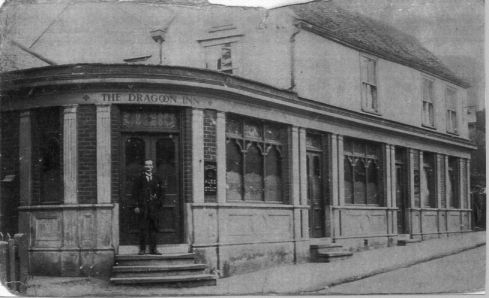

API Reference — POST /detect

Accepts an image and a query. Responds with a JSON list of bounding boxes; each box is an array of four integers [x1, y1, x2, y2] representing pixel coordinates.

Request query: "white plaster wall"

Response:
[[294, 30, 469, 139], [295, 30, 361, 111]]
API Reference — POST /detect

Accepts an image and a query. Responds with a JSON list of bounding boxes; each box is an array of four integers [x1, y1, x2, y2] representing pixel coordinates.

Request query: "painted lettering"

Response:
[[102, 93, 121, 102]]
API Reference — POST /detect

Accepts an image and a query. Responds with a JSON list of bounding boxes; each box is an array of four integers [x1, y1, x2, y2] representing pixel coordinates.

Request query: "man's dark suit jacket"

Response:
[[132, 173, 165, 228]]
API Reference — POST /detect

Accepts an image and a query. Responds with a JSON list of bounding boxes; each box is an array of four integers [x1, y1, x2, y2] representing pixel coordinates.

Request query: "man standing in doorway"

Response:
[[133, 160, 165, 255]]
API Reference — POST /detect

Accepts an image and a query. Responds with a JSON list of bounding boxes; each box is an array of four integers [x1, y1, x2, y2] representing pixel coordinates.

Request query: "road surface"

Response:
[[318, 245, 486, 295]]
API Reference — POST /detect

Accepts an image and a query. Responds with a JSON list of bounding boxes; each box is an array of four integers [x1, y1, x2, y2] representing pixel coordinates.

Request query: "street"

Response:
[[318, 245, 486, 295]]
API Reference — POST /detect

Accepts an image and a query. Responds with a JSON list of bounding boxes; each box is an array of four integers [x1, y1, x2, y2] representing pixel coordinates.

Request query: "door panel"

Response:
[[120, 134, 182, 245], [307, 152, 325, 238]]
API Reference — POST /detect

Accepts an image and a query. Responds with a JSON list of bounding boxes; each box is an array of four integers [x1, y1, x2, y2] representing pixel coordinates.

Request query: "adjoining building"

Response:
[[0, 0, 475, 278]]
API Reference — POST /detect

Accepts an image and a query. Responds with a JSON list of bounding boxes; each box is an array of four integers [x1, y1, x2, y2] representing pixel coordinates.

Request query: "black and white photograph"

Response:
[[0, 0, 485, 296]]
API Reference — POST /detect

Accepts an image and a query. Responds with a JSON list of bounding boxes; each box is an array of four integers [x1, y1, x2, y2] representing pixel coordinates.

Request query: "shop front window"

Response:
[[36, 108, 62, 204], [344, 138, 382, 205], [225, 115, 286, 202]]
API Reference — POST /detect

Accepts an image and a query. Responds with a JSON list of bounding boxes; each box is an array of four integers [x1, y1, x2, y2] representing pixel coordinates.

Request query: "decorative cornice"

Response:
[[0, 64, 475, 150]]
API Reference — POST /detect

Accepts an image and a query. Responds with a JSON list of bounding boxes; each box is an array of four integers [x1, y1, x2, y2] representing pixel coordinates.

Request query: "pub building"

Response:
[[0, 0, 475, 281]]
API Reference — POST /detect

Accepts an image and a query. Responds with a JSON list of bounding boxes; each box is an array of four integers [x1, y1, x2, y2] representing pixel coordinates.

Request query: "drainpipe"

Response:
[[289, 26, 301, 91]]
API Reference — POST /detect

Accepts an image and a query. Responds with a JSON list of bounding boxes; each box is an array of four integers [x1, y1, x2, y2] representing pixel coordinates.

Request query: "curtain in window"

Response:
[[366, 161, 378, 204], [226, 141, 243, 201], [344, 158, 353, 204], [244, 144, 263, 201], [265, 146, 282, 202], [354, 160, 366, 204]]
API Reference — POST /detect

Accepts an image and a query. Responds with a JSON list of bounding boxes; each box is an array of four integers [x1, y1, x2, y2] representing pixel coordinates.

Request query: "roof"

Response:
[[288, 0, 470, 88]]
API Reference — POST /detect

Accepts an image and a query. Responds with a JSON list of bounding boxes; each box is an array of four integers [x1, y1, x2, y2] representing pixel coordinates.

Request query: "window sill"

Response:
[[446, 130, 459, 136], [361, 108, 381, 116], [421, 124, 436, 130]]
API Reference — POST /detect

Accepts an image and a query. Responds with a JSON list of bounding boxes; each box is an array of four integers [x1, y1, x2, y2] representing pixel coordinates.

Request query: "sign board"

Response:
[[204, 162, 217, 196]]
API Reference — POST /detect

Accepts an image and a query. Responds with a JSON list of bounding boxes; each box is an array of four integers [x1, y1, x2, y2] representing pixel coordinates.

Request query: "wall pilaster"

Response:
[[216, 112, 226, 204], [191, 109, 204, 203], [96, 104, 111, 203]]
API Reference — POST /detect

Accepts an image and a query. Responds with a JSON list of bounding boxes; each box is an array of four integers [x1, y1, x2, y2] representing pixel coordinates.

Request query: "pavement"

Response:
[[18, 231, 486, 296]]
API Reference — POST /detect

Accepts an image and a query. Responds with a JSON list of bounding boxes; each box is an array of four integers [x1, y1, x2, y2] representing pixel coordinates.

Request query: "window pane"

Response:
[[423, 79, 433, 102], [244, 144, 263, 201], [264, 124, 282, 143], [226, 141, 243, 201], [344, 158, 353, 204], [155, 138, 176, 193], [265, 146, 282, 202], [354, 160, 366, 204], [40, 137, 61, 203], [244, 120, 262, 139], [37, 108, 62, 204], [226, 117, 242, 136], [414, 169, 421, 208], [366, 161, 378, 204]]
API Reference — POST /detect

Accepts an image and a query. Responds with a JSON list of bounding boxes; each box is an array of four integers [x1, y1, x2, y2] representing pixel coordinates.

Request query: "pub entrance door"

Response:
[[307, 152, 326, 238], [119, 133, 182, 245]]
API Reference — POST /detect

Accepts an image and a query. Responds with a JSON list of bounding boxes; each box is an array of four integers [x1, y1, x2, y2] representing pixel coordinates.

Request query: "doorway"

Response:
[[307, 152, 326, 238], [119, 133, 182, 245], [395, 148, 409, 234]]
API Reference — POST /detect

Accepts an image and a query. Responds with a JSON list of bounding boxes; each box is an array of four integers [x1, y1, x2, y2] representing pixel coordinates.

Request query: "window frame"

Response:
[[421, 77, 436, 129], [225, 114, 287, 203], [344, 138, 383, 206], [360, 54, 380, 115], [445, 86, 458, 135], [199, 34, 243, 75]]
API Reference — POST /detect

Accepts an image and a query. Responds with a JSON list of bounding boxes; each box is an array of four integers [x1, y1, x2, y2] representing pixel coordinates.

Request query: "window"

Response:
[[226, 115, 286, 202], [448, 157, 459, 208], [360, 55, 378, 113], [422, 78, 435, 127], [344, 138, 382, 205], [421, 152, 436, 208], [446, 87, 458, 134], [35, 108, 62, 204], [205, 42, 235, 74]]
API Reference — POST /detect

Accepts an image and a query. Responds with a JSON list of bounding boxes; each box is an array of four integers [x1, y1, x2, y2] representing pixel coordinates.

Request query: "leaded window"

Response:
[[344, 138, 382, 205], [225, 115, 286, 202]]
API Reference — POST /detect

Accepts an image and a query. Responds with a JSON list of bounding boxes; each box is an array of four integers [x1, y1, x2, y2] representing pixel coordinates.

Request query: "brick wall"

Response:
[[1, 112, 19, 234], [203, 110, 217, 162], [111, 105, 121, 203], [204, 110, 217, 203], [77, 105, 97, 204]]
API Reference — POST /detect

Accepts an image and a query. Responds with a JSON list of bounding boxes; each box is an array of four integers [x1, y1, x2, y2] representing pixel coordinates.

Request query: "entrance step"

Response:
[[111, 252, 217, 287], [310, 239, 353, 263], [110, 274, 217, 287], [397, 234, 422, 246], [118, 244, 190, 255]]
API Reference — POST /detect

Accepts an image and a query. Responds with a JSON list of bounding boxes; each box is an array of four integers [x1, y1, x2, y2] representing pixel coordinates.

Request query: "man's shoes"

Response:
[[150, 250, 162, 255], [138, 250, 145, 255]]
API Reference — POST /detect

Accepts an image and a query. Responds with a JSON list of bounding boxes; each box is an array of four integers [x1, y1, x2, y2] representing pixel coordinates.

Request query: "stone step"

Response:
[[112, 264, 207, 278], [119, 244, 190, 255], [115, 253, 196, 266], [312, 250, 354, 263], [110, 274, 217, 287], [310, 243, 344, 250], [397, 238, 423, 246]]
